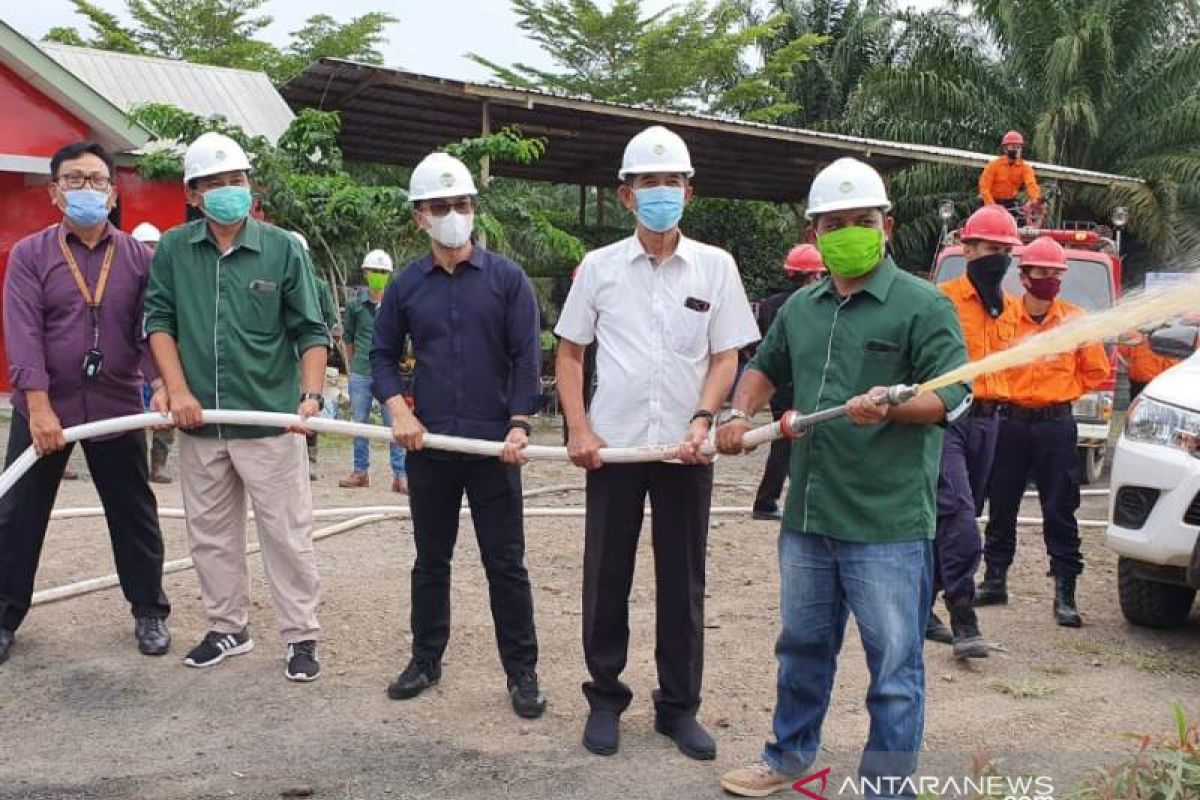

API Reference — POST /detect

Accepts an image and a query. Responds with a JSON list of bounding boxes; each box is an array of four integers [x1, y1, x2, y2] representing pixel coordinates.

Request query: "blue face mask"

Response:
[[634, 186, 686, 233], [201, 185, 253, 225], [63, 189, 111, 227]]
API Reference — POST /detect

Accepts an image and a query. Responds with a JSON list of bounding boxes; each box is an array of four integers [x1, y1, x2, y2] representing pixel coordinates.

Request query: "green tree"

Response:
[[44, 0, 397, 84], [469, 0, 821, 122], [844, 0, 1200, 267]]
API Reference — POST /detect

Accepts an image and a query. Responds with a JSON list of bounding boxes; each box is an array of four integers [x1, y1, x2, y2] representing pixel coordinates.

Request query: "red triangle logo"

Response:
[[792, 767, 832, 800]]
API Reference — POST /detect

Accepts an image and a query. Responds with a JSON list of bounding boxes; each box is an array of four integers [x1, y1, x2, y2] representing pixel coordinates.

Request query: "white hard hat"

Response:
[[131, 222, 161, 243], [362, 249, 394, 272], [618, 125, 694, 180], [408, 152, 478, 202], [183, 132, 252, 184], [290, 231, 309, 251], [805, 157, 892, 219]]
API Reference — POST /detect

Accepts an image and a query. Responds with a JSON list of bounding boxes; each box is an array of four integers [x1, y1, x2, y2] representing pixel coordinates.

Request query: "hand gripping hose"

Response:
[[0, 385, 919, 503]]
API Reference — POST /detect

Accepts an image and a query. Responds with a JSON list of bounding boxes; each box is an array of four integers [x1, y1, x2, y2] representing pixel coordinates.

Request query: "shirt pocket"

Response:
[[668, 301, 711, 358], [856, 338, 907, 391], [242, 278, 282, 334]]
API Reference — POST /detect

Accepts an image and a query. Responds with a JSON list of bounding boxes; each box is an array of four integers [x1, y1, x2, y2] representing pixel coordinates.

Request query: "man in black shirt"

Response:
[[751, 244, 826, 520]]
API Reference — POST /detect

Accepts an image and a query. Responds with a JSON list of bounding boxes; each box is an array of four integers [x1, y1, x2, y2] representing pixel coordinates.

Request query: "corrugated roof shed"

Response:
[[40, 43, 293, 142]]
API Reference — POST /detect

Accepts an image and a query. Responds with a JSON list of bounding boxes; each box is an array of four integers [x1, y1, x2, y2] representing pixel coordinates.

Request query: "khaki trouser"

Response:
[[178, 432, 320, 643]]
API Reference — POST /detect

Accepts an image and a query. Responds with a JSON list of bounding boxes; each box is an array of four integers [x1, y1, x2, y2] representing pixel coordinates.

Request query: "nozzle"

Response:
[[883, 384, 919, 405]]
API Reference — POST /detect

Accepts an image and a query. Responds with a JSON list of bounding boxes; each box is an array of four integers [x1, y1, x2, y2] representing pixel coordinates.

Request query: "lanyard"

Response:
[[58, 233, 115, 348]]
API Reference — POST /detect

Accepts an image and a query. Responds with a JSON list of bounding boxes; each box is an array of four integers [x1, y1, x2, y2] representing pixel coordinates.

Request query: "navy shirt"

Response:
[[370, 247, 541, 441]]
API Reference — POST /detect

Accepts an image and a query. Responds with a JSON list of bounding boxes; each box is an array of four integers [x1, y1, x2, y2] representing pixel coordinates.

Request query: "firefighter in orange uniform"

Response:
[[931, 204, 1022, 659], [979, 131, 1043, 217], [1120, 331, 1186, 401], [977, 237, 1110, 627]]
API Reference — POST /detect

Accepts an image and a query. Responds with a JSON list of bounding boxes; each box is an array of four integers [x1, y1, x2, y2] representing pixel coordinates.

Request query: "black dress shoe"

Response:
[[0, 629, 12, 665], [135, 615, 171, 656], [386, 659, 441, 700], [508, 671, 547, 719], [924, 610, 953, 645], [583, 709, 620, 756], [655, 714, 716, 760], [752, 506, 783, 521]]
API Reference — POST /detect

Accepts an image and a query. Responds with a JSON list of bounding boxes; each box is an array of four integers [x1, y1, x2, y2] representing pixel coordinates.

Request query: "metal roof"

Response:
[[41, 43, 294, 143], [0, 20, 149, 162], [282, 58, 1142, 203]]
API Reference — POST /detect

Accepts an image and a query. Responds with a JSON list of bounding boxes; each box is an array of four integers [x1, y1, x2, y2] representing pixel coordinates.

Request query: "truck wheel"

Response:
[[1118, 558, 1196, 628], [1078, 446, 1105, 485]]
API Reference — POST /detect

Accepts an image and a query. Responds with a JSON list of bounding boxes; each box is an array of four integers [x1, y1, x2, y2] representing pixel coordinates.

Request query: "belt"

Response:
[[970, 400, 1006, 417], [1003, 402, 1073, 422]]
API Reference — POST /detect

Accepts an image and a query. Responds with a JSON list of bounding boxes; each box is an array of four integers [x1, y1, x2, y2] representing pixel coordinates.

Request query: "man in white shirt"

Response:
[[555, 125, 760, 762]]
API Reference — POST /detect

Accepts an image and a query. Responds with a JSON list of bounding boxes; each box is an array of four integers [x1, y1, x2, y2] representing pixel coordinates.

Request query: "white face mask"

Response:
[[424, 210, 474, 248]]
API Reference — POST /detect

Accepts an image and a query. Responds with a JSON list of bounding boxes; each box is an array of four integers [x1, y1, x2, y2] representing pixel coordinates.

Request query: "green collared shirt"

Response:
[[342, 296, 380, 377], [749, 259, 970, 543], [144, 218, 330, 439], [313, 276, 340, 334]]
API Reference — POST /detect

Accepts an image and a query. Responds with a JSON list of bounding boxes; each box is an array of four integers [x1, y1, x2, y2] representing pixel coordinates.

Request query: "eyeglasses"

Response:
[[55, 173, 112, 191], [424, 198, 474, 217]]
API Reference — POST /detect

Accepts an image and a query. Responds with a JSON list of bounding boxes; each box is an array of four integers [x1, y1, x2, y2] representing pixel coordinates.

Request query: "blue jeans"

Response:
[[764, 531, 933, 798], [349, 374, 406, 477]]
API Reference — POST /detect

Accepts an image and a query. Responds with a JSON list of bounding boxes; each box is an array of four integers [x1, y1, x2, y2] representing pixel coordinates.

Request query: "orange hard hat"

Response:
[[1001, 130, 1025, 147], [1019, 236, 1067, 270], [961, 204, 1022, 246], [784, 243, 825, 275]]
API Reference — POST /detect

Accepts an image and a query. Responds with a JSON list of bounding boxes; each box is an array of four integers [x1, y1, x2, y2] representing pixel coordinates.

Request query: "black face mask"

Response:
[[967, 253, 1011, 318], [1006, 149, 1020, 161]]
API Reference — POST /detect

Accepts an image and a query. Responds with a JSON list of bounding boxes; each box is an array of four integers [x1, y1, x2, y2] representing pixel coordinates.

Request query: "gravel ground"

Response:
[[1, 421, 1197, 800]]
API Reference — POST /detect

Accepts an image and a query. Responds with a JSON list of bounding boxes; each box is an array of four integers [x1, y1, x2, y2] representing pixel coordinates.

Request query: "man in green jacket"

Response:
[[145, 132, 330, 683], [716, 158, 971, 797]]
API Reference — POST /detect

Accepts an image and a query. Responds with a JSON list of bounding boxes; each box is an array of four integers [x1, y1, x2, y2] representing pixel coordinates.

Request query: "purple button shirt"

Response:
[[4, 221, 158, 428]]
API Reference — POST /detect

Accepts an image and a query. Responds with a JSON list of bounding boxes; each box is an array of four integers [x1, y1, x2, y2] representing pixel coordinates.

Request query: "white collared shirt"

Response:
[[555, 234, 759, 448]]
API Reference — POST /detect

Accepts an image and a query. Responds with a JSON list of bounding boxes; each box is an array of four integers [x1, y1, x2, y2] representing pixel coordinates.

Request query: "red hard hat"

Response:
[[784, 243, 825, 275], [1001, 130, 1025, 147], [961, 204, 1022, 246], [1018, 235, 1067, 270]]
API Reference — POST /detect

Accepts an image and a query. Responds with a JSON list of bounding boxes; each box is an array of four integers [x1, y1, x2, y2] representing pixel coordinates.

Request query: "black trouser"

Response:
[[0, 411, 169, 632], [406, 450, 537, 679], [984, 411, 1084, 577], [753, 398, 791, 512], [582, 462, 713, 720]]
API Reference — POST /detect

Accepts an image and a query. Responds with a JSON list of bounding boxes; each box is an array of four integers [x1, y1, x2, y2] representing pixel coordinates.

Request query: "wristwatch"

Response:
[[300, 391, 325, 410], [690, 409, 715, 425], [509, 419, 533, 436], [719, 408, 752, 426]]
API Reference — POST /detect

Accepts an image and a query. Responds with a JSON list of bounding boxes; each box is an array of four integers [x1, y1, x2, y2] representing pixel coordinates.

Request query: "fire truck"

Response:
[[930, 203, 1126, 483]]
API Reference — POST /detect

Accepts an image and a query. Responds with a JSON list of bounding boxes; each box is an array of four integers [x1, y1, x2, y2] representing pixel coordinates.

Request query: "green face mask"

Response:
[[365, 272, 390, 292], [815, 225, 885, 278]]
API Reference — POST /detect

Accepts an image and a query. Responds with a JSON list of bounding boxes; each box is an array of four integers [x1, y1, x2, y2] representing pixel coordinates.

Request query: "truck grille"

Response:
[[1185, 492, 1200, 526], [1114, 486, 1161, 529]]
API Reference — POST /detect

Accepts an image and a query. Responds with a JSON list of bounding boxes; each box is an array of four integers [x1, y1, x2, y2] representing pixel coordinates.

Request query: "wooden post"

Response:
[[597, 186, 606, 228], [579, 184, 587, 227], [479, 100, 491, 248]]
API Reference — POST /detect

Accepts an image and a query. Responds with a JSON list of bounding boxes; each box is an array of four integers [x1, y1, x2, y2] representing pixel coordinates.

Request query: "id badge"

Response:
[[82, 349, 105, 381]]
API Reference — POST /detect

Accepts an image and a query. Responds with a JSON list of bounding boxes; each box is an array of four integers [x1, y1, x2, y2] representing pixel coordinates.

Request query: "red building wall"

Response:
[[0, 65, 187, 393]]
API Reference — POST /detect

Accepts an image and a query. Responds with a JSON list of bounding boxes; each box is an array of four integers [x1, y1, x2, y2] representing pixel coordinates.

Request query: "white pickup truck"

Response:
[[1106, 326, 1200, 627]]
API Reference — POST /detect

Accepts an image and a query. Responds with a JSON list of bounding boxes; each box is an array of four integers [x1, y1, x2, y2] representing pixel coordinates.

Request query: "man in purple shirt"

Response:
[[0, 141, 171, 666]]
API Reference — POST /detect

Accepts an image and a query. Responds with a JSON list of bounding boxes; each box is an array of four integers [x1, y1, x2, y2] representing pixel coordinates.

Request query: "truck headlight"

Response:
[[1124, 397, 1200, 456], [1073, 391, 1113, 422]]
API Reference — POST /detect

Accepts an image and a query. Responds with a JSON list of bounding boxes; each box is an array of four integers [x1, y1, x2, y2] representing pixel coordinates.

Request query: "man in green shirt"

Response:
[[338, 249, 407, 493], [715, 158, 970, 798], [145, 132, 330, 683]]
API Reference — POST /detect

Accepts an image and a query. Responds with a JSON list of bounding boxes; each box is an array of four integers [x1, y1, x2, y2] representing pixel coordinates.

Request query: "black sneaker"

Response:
[[508, 671, 547, 719], [752, 505, 782, 521], [183, 628, 253, 668], [285, 640, 320, 682], [386, 658, 441, 700], [134, 615, 171, 656]]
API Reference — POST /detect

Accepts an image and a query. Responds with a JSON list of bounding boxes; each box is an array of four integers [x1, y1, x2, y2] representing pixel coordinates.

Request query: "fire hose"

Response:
[[0, 384, 920, 504]]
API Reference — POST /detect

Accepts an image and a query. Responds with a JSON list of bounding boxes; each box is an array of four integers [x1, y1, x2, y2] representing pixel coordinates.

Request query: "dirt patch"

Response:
[[1, 423, 1197, 799]]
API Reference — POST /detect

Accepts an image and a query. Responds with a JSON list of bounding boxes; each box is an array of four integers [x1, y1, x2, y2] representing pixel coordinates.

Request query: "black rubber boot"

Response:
[[925, 609, 953, 645], [947, 596, 988, 660], [1054, 574, 1083, 628], [974, 564, 1008, 606]]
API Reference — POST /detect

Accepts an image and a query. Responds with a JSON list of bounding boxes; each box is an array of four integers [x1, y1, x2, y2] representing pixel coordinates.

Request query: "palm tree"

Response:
[[843, 0, 1200, 272]]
